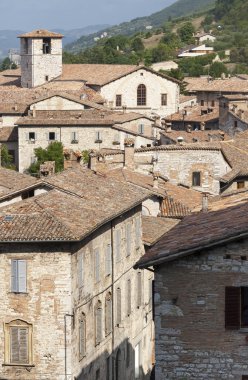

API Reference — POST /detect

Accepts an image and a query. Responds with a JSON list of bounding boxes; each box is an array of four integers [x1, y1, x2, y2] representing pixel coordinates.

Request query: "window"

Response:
[[45, 75, 49, 81], [5, 320, 32, 365], [106, 356, 111, 380], [211, 100, 215, 107], [137, 272, 142, 308], [11, 260, 27, 293], [27, 132, 36, 142], [116, 287, 121, 326], [116, 94, 122, 107], [201, 100, 204, 106], [105, 293, 112, 336], [95, 131, 102, 143], [126, 279, 131, 316], [21, 190, 34, 200], [192, 172, 201, 187], [71, 132, 78, 143], [225, 287, 248, 329], [47, 132, 56, 141], [23, 39, 28, 54], [78, 253, 84, 288], [237, 181, 245, 189], [138, 124, 144, 135], [161, 93, 167, 106], [96, 369, 100, 380], [94, 249, 100, 283], [126, 223, 131, 257], [95, 302, 102, 345], [79, 314, 86, 358], [42, 38, 51, 54], [135, 217, 141, 248], [115, 229, 121, 263], [137, 84, 146, 106], [234, 121, 238, 128], [105, 244, 112, 276]]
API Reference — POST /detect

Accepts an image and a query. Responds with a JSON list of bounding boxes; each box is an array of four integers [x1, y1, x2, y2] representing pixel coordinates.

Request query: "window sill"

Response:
[[239, 328, 248, 333], [8, 292, 28, 295], [3, 363, 35, 367]]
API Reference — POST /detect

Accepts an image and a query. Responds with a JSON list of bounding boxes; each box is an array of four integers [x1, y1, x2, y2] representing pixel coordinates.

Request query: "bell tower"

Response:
[[18, 29, 63, 88]]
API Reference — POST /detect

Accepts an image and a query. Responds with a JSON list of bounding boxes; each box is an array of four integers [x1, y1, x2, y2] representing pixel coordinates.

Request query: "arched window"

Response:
[[105, 293, 112, 336], [95, 301, 102, 345], [137, 84, 146, 106], [79, 313, 86, 358]]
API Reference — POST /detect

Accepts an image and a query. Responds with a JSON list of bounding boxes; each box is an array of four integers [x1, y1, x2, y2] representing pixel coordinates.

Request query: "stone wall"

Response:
[[154, 239, 248, 379]]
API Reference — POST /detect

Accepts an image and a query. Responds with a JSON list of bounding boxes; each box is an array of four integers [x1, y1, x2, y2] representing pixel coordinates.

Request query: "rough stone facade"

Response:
[[20, 37, 62, 88], [154, 238, 248, 380]]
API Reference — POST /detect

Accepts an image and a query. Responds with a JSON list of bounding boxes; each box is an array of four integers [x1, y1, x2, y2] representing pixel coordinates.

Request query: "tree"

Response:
[[209, 61, 228, 78], [27, 141, 64, 175], [131, 37, 144, 53], [178, 22, 195, 44], [0, 144, 15, 169], [0, 57, 17, 72]]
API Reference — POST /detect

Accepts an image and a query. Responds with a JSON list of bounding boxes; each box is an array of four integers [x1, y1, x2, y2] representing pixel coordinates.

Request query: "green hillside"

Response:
[[65, 0, 215, 53]]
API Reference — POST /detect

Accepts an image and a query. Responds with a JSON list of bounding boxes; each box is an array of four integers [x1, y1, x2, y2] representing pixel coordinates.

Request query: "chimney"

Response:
[[122, 105, 127, 114], [124, 138, 135, 169], [153, 171, 160, 188], [39, 161, 55, 177], [186, 124, 192, 133], [200, 121, 205, 131], [89, 153, 97, 171], [202, 192, 208, 212], [33, 105, 36, 118], [165, 122, 172, 133]]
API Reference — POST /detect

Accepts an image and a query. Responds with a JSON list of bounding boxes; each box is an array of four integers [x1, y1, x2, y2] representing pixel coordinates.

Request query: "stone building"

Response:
[[135, 193, 248, 379], [219, 95, 248, 136], [0, 167, 154, 380]]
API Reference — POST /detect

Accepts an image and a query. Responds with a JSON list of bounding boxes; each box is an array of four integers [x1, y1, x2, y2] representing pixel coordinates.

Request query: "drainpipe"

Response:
[[64, 313, 74, 380], [111, 221, 115, 379]]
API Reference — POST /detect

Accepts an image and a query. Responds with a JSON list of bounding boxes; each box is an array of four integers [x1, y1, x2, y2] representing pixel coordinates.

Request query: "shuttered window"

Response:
[[137, 84, 146, 106], [78, 253, 83, 288], [127, 279, 131, 316], [126, 223, 131, 257], [242, 376, 248, 380], [105, 244, 112, 276], [161, 93, 167, 106], [95, 304, 102, 345], [11, 260, 27, 293], [115, 229, 121, 262], [138, 124, 144, 134], [95, 249, 100, 283], [116, 288, 122, 325], [148, 278, 153, 311], [79, 314, 86, 358], [95, 131, 102, 141], [225, 287, 241, 329], [137, 272, 142, 308], [116, 94, 122, 107], [192, 172, 201, 187], [71, 131, 78, 142], [10, 327, 29, 364], [105, 294, 112, 336], [135, 217, 141, 248]]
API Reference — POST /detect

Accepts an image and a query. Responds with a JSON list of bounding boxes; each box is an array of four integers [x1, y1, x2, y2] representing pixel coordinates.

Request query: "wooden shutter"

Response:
[[78, 253, 83, 288], [127, 279, 131, 316], [10, 327, 28, 364], [105, 297, 112, 335], [96, 307, 102, 344], [79, 316, 86, 357], [25, 133, 29, 141], [18, 260, 27, 293], [126, 223, 131, 257], [116, 288, 121, 325], [225, 286, 240, 329], [95, 249, 100, 283], [11, 260, 18, 292], [55, 133, 58, 141], [105, 244, 112, 276], [46, 132, 49, 141], [115, 229, 121, 262], [10, 327, 19, 363], [19, 328, 28, 363], [138, 124, 144, 134], [137, 272, 142, 308], [135, 217, 140, 248]]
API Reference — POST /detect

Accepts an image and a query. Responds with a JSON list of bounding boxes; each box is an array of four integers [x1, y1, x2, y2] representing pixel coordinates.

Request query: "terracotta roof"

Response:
[[0, 126, 18, 142], [135, 201, 248, 268], [135, 142, 221, 153], [179, 95, 196, 104], [161, 129, 226, 144], [142, 216, 179, 246], [165, 105, 219, 123], [161, 182, 202, 211], [0, 167, 39, 198], [18, 30, 63, 38], [61, 64, 180, 87], [185, 77, 248, 94], [0, 103, 27, 114], [0, 167, 151, 242]]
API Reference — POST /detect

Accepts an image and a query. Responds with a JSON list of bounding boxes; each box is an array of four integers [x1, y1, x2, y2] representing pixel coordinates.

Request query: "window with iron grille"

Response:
[[137, 84, 146, 106], [116, 94, 122, 107], [161, 93, 167, 106]]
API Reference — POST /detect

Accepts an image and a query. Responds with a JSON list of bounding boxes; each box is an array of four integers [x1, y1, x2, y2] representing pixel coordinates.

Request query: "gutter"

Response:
[[134, 229, 248, 269]]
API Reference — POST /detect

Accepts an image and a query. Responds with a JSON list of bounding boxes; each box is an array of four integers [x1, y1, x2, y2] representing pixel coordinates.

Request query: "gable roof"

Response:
[[0, 167, 39, 198], [142, 216, 179, 246], [61, 64, 180, 87], [0, 167, 151, 243], [18, 29, 63, 38], [135, 201, 248, 269]]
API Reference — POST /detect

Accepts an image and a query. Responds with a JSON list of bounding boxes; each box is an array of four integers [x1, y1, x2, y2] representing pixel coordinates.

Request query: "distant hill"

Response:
[[65, 0, 216, 53], [0, 25, 110, 60]]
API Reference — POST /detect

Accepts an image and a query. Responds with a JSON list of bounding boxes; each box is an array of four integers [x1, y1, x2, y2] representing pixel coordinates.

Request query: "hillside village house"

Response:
[[135, 191, 248, 380], [219, 95, 248, 136], [0, 167, 154, 380]]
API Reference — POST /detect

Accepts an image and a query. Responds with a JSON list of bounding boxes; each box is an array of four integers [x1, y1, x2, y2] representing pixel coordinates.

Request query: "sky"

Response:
[[0, 0, 175, 31]]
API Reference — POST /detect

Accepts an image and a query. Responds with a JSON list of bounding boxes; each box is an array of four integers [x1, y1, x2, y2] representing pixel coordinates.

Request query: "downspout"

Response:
[[64, 313, 74, 380], [111, 221, 115, 379]]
